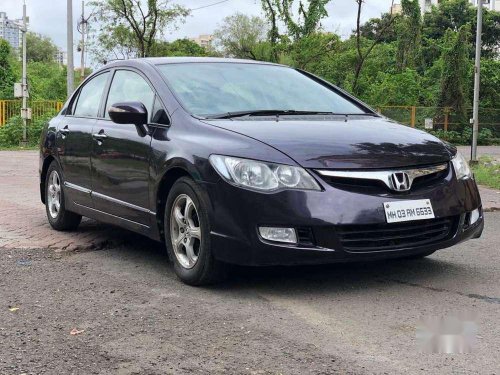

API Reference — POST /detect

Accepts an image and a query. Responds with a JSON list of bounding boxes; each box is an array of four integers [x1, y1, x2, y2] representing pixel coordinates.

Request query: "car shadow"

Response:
[[218, 256, 468, 295], [79, 226, 469, 297]]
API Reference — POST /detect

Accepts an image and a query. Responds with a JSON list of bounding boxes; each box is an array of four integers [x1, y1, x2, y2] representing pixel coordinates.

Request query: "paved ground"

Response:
[[457, 146, 500, 161], [1, 150, 500, 374]]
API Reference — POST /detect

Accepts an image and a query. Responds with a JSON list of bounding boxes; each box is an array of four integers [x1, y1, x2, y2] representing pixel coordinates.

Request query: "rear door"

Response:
[[90, 69, 156, 226], [58, 71, 110, 207]]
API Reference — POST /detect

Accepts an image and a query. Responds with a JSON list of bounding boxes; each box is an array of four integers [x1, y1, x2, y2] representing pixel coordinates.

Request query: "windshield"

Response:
[[156, 63, 367, 118]]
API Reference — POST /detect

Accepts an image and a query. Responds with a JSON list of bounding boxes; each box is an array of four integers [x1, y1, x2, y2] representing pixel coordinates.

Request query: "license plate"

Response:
[[383, 199, 435, 223]]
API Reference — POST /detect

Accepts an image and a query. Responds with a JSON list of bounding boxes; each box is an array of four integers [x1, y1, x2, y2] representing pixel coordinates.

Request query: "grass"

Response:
[[471, 156, 500, 190]]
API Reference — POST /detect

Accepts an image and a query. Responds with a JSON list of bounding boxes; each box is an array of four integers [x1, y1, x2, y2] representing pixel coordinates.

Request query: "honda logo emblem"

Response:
[[390, 172, 411, 192]]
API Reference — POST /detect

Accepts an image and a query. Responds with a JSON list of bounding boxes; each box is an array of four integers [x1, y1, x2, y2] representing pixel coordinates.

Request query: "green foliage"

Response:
[[0, 116, 23, 147], [437, 25, 471, 123], [396, 0, 422, 71], [27, 62, 67, 100], [471, 157, 500, 190], [26, 32, 59, 63], [212, 13, 268, 59], [358, 12, 398, 43], [365, 69, 421, 107], [284, 32, 339, 70], [429, 128, 497, 145], [479, 59, 500, 109], [423, 0, 499, 58], [0, 39, 16, 99], [0, 113, 55, 147], [151, 39, 208, 57], [88, 0, 190, 61]]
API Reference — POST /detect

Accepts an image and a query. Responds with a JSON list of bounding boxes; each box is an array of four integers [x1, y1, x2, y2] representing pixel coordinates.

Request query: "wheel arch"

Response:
[[155, 166, 193, 241], [40, 155, 56, 204]]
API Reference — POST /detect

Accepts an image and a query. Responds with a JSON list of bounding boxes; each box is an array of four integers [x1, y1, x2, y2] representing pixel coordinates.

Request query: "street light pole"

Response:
[[471, 0, 483, 163], [67, 0, 74, 97]]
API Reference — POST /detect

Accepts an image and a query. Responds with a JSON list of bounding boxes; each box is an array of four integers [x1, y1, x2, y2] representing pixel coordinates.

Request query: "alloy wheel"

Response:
[[170, 194, 202, 269], [47, 170, 61, 219]]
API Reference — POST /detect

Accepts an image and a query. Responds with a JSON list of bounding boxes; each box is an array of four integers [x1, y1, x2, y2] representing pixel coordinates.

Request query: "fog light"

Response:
[[470, 208, 480, 225], [259, 227, 297, 244]]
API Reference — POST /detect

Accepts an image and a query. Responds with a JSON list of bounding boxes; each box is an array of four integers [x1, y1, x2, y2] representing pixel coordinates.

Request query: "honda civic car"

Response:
[[39, 57, 483, 285]]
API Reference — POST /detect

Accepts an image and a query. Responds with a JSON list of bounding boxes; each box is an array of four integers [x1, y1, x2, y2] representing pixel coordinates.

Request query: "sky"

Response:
[[1, 0, 394, 65]]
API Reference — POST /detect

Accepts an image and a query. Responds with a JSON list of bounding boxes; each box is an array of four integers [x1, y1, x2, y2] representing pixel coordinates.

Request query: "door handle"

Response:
[[59, 125, 69, 137], [92, 131, 107, 141]]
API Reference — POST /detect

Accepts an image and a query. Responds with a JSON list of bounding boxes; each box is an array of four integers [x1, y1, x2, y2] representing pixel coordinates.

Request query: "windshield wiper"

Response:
[[204, 109, 341, 119]]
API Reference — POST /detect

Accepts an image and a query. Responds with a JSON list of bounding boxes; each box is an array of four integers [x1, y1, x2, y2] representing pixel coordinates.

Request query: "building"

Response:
[[417, 0, 496, 13], [470, 0, 497, 10], [190, 34, 213, 49], [54, 50, 67, 66], [0, 11, 25, 50], [391, 3, 403, 14]]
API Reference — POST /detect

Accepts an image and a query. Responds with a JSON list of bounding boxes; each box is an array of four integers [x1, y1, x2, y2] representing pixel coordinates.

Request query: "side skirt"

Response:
[[69, 202, 162, 241]]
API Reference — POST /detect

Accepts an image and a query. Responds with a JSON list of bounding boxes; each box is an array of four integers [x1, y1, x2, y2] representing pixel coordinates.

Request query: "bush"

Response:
[[428, 128, 498, 146], [0, 113, 55, 148], [0, 116, 24, 147]]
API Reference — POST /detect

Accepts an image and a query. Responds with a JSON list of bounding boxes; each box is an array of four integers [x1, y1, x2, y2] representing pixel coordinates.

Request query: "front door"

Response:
[[58, 72, 110, 207], [91, 69, 156, 226]]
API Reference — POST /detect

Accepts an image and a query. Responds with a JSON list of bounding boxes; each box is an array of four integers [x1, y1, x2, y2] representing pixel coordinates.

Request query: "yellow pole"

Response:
[[1, 101, 5, 126], [444, 108, 449, 132], [410, 106, 416, 128]]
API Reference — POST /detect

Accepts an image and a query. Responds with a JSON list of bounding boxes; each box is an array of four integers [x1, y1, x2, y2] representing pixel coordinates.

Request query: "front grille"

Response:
[[317, 164, 450, 194], [336, 216, 457, 252]]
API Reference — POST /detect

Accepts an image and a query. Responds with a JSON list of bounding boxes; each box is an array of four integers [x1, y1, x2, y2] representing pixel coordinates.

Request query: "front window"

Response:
[[156, 63, 366, 118]]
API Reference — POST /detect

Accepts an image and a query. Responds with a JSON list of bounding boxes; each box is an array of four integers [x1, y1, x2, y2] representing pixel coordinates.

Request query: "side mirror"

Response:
[[108, 102, 148, 126]]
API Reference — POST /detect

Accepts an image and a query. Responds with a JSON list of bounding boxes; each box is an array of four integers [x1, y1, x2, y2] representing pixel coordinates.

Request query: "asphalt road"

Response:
[[1, 151, 499, 374]]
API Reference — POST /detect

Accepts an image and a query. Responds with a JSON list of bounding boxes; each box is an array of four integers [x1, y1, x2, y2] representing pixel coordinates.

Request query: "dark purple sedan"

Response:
[[39, 58, 483, 285]]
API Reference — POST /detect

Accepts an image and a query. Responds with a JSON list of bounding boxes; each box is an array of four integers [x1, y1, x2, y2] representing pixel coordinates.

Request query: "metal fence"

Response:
[[0, 100, 64, 126], [377, 106, 500, 136]]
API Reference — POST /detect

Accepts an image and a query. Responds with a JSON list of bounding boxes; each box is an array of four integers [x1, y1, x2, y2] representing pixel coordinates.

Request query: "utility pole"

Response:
[[20, 1, 28, 146], [471, 0, 484, 163], [80, 0, 85, 80], [77, 0, 89, 82], [67, 0, 74, 97]]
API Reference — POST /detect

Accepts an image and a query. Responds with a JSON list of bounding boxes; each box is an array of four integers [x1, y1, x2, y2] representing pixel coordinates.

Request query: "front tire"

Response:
[[45, 161, 82, 231], [164, 177, 225, 285]]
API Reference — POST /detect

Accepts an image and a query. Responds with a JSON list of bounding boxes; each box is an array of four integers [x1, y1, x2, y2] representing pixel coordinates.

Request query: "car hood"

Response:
[[204, 116, 454, 169]]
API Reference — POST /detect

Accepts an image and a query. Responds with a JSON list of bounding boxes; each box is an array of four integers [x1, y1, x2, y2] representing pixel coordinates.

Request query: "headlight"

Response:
[[209, 155, 321, 192], [452, 152, 472, 180]]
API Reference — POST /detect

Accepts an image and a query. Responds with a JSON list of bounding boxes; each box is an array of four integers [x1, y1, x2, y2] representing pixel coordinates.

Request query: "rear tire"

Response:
[[45, 161, 82, 231], [164, 177, 225, 286]]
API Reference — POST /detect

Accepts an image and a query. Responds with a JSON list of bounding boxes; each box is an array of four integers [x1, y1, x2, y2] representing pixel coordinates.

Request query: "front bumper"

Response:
[[204, 167, 484, 266]]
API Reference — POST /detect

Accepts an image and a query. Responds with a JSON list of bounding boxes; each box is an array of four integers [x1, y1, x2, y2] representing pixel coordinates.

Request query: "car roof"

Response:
[[103, 57, 285, 69]]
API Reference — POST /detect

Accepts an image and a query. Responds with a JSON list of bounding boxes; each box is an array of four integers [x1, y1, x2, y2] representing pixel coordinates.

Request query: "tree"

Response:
[[0, 39, 16, 99], [26, 62, 67, 100], [26, 32, 59, 63], [396, 0, 422, 71], [261, 0, 280, 61], [353, 0, 400, 94], [89, 0, 190, 61], [358, 12, 398, 43], [151, 38, 208, 57], [261, 0, 329, 41], [212, 13, 268, 59], [423, 0, 500, 58], [437, 25, 471, 123], [365, 69, 421, 107], [281, 32, 338, 70], [478, 59, 500, 109]]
